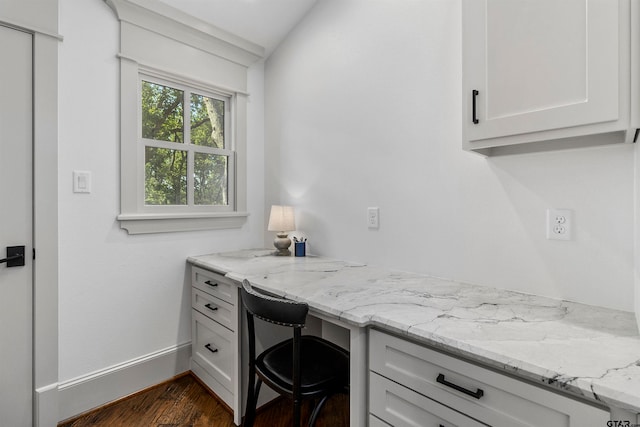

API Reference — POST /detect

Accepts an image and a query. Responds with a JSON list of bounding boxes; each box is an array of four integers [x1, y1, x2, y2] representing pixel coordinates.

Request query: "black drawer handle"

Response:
[[436, 373, 484, 399], [204, 303, 218, 312], [204, 280, 218, 287], [205, 344, 218, 354], [472, 89, 479, 124]]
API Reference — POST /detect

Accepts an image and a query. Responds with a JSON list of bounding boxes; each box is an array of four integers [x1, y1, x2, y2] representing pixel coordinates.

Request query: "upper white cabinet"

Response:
[[462, 0, 637, 155]]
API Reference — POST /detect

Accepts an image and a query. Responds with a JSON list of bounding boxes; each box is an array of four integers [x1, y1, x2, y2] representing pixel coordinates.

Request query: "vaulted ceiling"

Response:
[[158, 0, 317, 56]]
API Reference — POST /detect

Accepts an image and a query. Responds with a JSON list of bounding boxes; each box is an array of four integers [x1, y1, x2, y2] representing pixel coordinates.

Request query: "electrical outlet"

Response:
[[546, 208, 572, 241], [367, 207, 379, 229]]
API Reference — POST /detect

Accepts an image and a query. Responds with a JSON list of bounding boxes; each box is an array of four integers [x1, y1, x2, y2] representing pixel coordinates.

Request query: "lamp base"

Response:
[[273, 233, 292, 256]]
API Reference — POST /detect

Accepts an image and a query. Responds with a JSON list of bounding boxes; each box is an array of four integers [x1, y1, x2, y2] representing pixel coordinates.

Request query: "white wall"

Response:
[[54, 0, 637, 417], [58, 0, 264, 387], [265, 0, 635, 312]]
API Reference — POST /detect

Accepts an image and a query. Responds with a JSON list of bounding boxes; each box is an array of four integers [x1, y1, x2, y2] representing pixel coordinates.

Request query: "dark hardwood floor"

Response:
[[58, 373, 349, 427]]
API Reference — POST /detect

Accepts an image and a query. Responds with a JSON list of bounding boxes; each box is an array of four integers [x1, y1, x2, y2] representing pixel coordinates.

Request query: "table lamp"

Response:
[[267, 205, 296, 256]]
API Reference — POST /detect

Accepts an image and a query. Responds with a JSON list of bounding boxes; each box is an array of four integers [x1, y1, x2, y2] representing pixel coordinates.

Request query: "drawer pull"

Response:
[[472, 89, 479, 124], [205, 343, 218, 354], [204, 280, 218, 287], [204, 303, 218, 312], [436, 373, 484, 399]]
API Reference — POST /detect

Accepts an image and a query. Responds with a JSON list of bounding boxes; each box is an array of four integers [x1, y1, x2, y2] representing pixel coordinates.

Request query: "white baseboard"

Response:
[[35, 382, 59, 427], [57, 342, 191, 422]]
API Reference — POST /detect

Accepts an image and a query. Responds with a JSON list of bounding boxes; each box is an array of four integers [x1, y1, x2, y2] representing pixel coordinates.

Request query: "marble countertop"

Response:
[[188, 249, 640, 414]]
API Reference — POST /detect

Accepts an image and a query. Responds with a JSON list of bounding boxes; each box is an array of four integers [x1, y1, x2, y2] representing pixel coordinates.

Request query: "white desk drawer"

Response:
[[192, 288, 236, 331], [192, 309, 234, 393], [192, 266, 237, 305], [370, 329, 609, 427], [370, 372, 486, 427]]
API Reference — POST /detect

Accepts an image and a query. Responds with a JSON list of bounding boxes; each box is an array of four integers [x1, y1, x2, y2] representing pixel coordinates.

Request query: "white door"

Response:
[[0, 24, 33, 426], [463, 0, 620, 143]]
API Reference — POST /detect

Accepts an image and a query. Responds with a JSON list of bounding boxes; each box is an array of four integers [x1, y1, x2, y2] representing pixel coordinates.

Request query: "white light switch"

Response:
[[73, 171, 92, 193], [368, 207, 379, 229]]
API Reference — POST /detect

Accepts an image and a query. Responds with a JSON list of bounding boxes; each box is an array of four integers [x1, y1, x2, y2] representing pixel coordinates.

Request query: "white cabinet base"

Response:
[[190, 266, 241, 425], [191, 359, 233, 409], [369, 330, 609, 427]]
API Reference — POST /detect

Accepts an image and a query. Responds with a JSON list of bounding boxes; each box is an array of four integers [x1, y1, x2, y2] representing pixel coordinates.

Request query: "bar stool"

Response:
[[240, 279, 349, 427]]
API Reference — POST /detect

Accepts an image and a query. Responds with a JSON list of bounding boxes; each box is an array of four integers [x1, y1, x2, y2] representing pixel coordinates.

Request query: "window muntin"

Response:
[[140, 74, 233, 210]]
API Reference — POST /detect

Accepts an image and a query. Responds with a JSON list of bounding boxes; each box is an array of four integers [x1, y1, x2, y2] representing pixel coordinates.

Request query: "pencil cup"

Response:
[[294, 242, 306, 257]]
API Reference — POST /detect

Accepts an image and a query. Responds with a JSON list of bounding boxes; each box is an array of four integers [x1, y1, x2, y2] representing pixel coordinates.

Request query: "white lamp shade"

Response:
[[267, 205, 295, 232]]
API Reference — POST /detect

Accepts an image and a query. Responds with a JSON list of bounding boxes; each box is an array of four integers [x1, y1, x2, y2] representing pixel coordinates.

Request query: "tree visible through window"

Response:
[[141, 79, 231, 207]]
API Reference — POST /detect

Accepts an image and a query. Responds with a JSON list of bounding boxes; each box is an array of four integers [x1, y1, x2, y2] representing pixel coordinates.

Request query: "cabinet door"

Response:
[[192, 310, 234, 395], [463, 0, 621, 147]]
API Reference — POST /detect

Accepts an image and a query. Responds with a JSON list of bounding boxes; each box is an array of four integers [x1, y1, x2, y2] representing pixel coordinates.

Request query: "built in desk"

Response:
[[188, 249, 640, 426]]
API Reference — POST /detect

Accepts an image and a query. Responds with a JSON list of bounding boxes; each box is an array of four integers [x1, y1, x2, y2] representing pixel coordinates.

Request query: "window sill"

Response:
[[117, 212, 249, 234]]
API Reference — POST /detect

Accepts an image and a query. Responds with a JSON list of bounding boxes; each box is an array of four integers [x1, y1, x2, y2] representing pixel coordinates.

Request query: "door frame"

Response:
[[0, 3, 60, 426]]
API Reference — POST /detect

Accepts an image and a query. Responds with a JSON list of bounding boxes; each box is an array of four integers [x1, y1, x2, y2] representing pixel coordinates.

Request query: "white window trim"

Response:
[[107, 0, 263, 234], [117, 57, 250, 234]]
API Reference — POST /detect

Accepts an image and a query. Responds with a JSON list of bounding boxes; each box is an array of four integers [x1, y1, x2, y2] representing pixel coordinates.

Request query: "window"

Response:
[[140, 77, 233, 210], [108, 0, 263, 234]]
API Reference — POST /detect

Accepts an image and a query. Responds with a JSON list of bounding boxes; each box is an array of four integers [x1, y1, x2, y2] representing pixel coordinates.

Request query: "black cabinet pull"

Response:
[[205, 303, 218, 312], [204, 280, 218, 287], [472, 90, 479, 124], [436, 373, 484, 399], [205, 344, 218, 354]]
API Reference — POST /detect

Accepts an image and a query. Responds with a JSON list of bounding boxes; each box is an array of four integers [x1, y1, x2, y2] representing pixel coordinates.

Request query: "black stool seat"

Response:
[[258, 335, 349, 396]]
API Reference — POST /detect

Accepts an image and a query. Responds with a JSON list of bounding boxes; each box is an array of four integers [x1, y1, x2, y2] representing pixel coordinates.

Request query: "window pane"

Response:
[[145, 147, 187, 205], [142, 81, 184, 143], [194, 152, 228, 205], [191, 93, 225, 148]]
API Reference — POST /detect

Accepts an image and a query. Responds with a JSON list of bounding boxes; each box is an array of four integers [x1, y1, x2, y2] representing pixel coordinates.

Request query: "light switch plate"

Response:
[[368, 207, 379, 229], [73, 171, 92, 193]]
